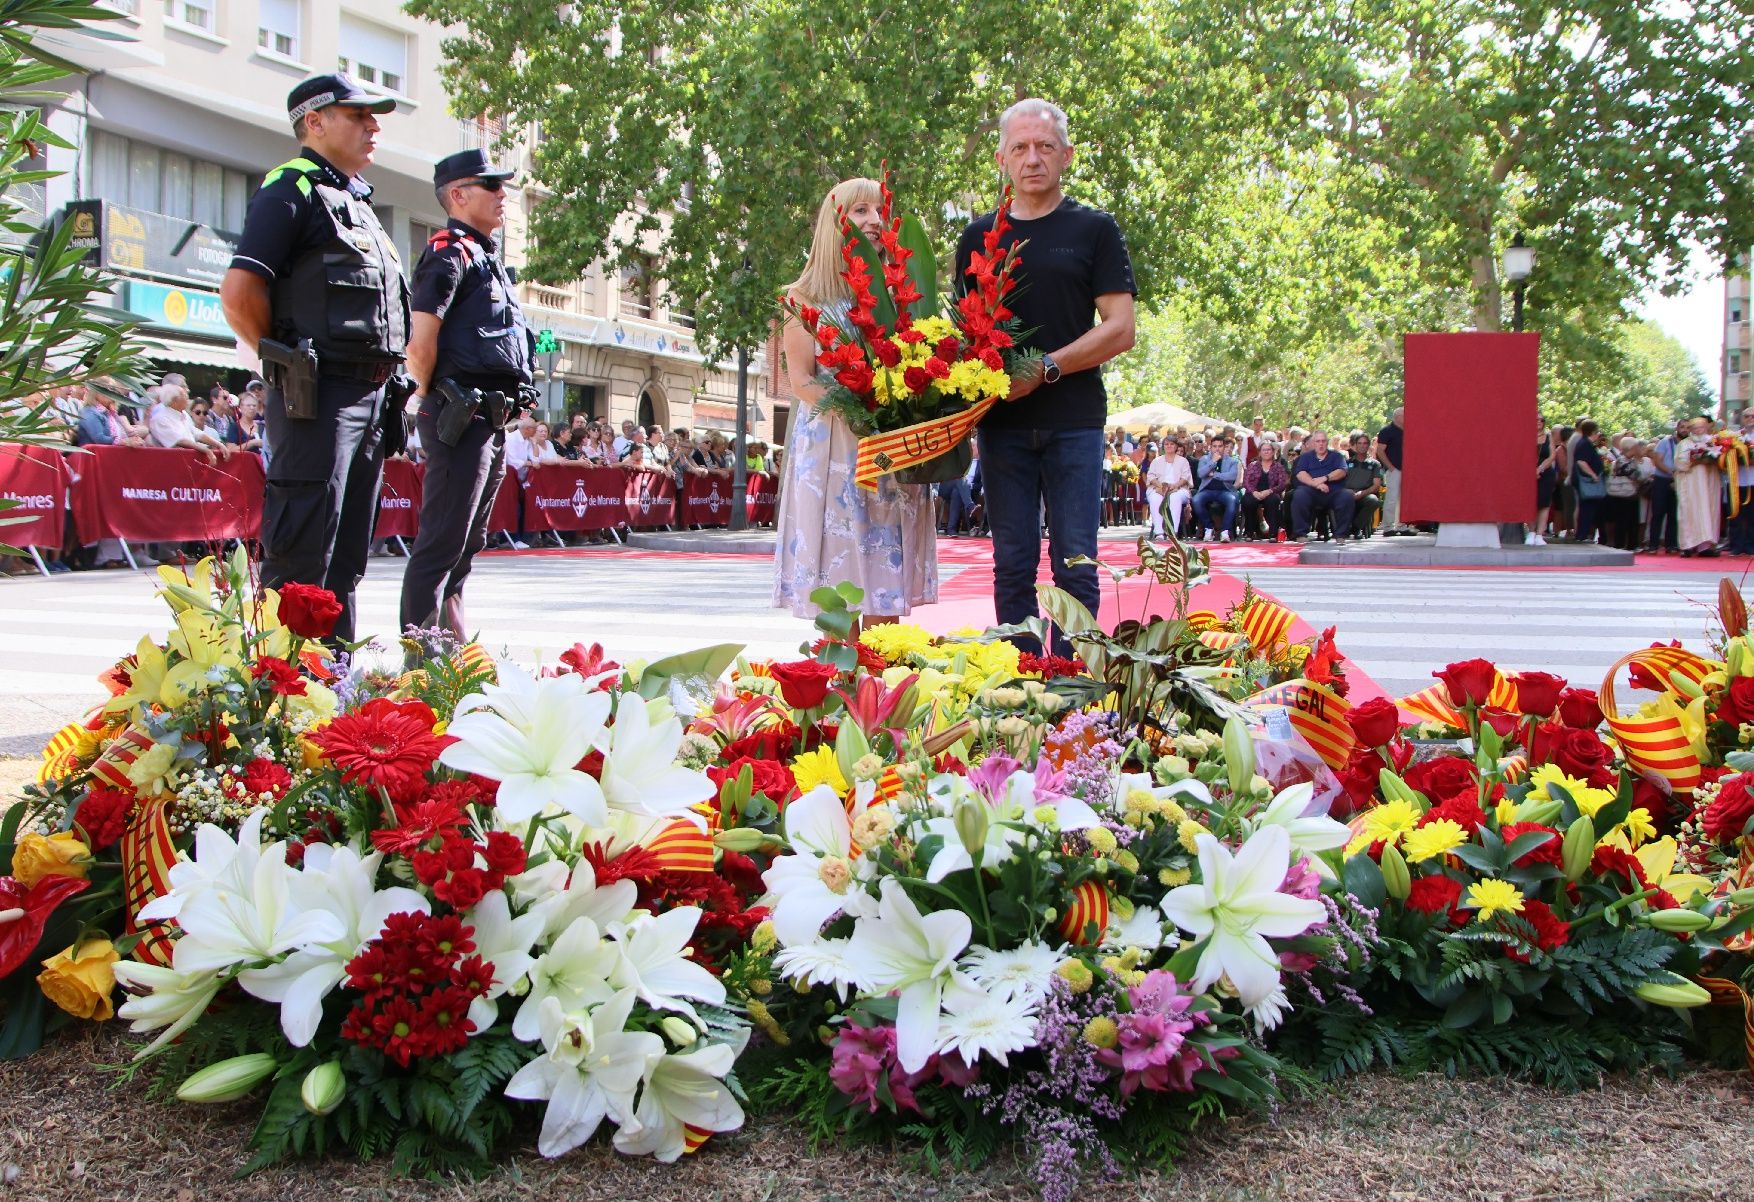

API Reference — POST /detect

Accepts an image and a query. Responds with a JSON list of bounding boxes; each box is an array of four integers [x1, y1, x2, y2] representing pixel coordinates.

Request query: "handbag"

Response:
[[1576, 473, 1606, 501]]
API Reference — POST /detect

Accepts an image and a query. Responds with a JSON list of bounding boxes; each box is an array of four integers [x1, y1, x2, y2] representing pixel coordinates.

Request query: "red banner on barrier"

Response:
[[681, 474, 734, 528], [522, 464, 628, 532], [487, 472, 520, 535], [375, 457, 423, 540], [624, 468, 676, 528], [746, 472, 777, 526], [70, 444, 264, 544], [0, 444, 69, 549]]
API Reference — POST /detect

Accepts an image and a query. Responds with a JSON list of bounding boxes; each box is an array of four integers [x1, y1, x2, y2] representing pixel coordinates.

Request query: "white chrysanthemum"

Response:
[[934, 979, 1039, 1067], [960, 940, 1065, 1005], [1246, 985, 1293, 1031], [771, 938, 860, 999], [1101, 903, 1167, 953]]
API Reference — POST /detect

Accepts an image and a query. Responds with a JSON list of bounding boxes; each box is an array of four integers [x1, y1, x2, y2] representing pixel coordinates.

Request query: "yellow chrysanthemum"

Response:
[[911, 315, 958, 344], [790, 746, 848, 797], [1465, 878, 1525, 923], [1494, 795, 1519, 827], [1177, 819, 1209, 854], [962, 638, 1022, 680], [1526, 762, 1616, 817], [860, 623, 937, 663], [1402, 819, 1469, 864], [1344, 799, 1421, 856]]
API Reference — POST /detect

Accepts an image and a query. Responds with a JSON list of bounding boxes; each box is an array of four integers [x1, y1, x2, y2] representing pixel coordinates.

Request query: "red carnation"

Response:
[[980, 348, 1005, 373], [1434, 658, 1499, 708], [1589, 843, 1648, 887], [1508, 899, 1570, 960], [1402, 756, 1479, 804], [1406, 875, 1465, 924], [481, 830, 527, 876], [923, 356, 951, 380], [1703, 772, 1754, 843], [872, 339, 903, 368], [1419, 792, 1488, 835], [1556, 687, 1604, 730], [313, 698, 445, 804], [250, 655, 308, 697], [1500, 822, 1563, 868], [767, 660, 840, 710], [73, 785, 134, 849], [1511, 671, 1566, 718], [276, 581, 343, 640], [240, 757, 294, 801], [1345, 697, 1401, 748]]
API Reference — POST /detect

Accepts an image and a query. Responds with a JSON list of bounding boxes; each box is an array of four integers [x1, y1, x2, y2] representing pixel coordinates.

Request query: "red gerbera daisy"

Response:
[[312, 698, 445, 803]]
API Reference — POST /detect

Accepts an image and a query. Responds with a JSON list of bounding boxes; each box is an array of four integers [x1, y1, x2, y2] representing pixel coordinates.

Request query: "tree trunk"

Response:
[[1470, 252, 1503, 332]]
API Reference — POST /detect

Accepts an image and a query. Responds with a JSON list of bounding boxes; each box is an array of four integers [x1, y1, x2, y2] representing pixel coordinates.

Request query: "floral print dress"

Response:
[[772, 301, 938, 618]]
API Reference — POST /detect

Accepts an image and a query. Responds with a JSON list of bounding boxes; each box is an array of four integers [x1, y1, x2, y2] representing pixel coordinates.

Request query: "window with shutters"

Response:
[[257, 0, 299, 59], [338, 13, 409, 96]]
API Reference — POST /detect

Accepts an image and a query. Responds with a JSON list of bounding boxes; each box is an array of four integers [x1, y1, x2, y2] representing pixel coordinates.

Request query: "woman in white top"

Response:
[[1145, 439, 1193, 539], [531, 421, 563, 466]]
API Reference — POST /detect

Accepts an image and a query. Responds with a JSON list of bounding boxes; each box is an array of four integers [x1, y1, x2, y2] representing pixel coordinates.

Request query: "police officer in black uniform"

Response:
[[220, 73, 411, 642], [398, 149, 536, 640]]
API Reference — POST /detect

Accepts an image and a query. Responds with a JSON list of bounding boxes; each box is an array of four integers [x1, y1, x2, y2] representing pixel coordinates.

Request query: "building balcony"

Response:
[[1731, 275, 1751, 301], [1729, 322, 1751, 352]]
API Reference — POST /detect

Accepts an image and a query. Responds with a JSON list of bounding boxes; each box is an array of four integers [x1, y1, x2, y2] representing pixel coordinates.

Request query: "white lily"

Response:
[[611, 1041, 746, 1161], [460, 889, 547, 1034], [524, 859, 641, 944], [606, 907, 727, 1020], [236, 844, 428, 1046], [917, 778, 1026, 883], [112, 961, 224, 1057], [439, 663, 613, 826], [598, 692, 715, 824], [504, 991, 663, 1158], [169, 839, 345, 976], [1160, 826, 1325, 1007], [138, 809, 270, 925], [760, 785, 873, 946], [845, 879, 972, 1072], [1248, 782, 1351, 879], [513, 917, 618, 1041]]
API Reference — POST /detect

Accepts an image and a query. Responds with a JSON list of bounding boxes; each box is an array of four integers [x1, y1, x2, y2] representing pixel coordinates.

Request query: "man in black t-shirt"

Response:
[[954, 98, 1136, 652], [1375, 406, 1406, 534]]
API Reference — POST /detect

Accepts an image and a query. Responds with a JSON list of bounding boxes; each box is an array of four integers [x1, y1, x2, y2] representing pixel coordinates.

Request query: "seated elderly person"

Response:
[[1240, 440, 1289, 540], [1290, 429, 1354, 539], [1342, 432, 1385, 538]]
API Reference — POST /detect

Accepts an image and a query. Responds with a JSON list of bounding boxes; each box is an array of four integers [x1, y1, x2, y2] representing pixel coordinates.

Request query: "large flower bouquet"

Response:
[[782, 178, 1037, 486]]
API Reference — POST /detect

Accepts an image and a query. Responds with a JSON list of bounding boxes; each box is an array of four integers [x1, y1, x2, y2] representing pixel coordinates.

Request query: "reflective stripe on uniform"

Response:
[[262, 157, 320, 197]]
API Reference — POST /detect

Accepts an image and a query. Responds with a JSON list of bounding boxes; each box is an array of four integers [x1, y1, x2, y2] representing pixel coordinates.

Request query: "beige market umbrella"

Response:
[[1107, 401, 1230, 436]]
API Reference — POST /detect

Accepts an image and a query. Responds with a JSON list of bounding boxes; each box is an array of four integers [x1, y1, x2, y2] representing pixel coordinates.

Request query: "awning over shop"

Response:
[[142, 336, 238, 370]]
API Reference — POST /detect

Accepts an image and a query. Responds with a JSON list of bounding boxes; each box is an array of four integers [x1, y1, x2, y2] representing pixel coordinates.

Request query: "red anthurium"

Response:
[[0, 875, 91, 978]]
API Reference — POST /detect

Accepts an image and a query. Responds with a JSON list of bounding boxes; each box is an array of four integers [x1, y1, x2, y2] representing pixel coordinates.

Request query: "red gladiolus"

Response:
[[767, 660, 840, 710], [872, 338, 902, 368], [0, 875, 90, 977], [1511, 671, 1566, 718], [1434, 658, 1499, 708], [1345, 697, 1401, 748], [276, 581, 343, 640], [313, 698, 446, 804]]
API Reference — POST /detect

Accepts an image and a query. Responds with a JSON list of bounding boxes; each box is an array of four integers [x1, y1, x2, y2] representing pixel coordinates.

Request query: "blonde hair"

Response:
[[785, 177, 883, 307]]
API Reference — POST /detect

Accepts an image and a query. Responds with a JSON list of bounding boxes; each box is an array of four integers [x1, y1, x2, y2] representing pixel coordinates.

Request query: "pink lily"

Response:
[[832, 673, 919, 739]]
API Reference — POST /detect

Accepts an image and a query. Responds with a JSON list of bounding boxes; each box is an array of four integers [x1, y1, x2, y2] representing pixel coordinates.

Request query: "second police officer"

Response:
[[398, 149, 537, 642], [220, 72, 412, 643]]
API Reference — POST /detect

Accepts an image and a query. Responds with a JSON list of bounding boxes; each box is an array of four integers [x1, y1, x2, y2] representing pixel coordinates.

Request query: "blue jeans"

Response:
[[1193, 487, 1238, 535], [977, 426, 1103, 655]]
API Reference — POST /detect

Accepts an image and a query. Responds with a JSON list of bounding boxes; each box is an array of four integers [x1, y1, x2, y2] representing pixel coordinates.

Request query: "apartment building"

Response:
[[29, 1, 770, 439], [1726, 255, 1750, 418]]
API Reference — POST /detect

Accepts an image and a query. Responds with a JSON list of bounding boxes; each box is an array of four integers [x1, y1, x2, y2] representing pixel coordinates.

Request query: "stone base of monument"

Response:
[[625, 529, 777, 555], [1299, 530, 1634, 567]]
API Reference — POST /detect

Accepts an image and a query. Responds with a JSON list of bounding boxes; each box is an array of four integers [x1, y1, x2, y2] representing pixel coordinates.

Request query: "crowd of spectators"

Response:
[[1108, 416, 1403, 543]]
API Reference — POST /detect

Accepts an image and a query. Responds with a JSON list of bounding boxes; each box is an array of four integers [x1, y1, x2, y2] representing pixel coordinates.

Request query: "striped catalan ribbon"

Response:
[[458, 641, 497, 681], [89, 725, 153, 793], [1242, 679, 1355, 771], [1499, 755, 1529, 784], [683, 1124, 713, 1154], [1239, 597, 1296, 654], [39, 720, 96, 784], [1397, 684, 1465, 730], [119, 795, 179, 967], [1186, 610, 1220, 631], [1058, 879, 1110, 946], [853, 394, 1000, 491], [1695, 971, 1754, 1072], [645, 818, 716, 873], [1601, 649, 1703, 795], [1486, 673, 1519, 713], [1198, 629, 1245, 652], [871, 765, 903, 805], [691, 799, 724, 833], [1632, 644, 1714, 696]]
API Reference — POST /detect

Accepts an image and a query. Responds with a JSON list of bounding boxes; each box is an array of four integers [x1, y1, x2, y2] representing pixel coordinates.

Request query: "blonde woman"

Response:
[[772, 177, 938, 623]]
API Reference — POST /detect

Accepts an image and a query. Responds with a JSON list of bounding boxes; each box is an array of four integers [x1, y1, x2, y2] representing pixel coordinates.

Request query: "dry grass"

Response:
[[1, 1026, 1750, 1202]]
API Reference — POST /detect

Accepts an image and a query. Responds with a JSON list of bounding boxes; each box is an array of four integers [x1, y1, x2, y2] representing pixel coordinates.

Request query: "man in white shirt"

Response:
[[612, 418, 636, 459], [499, 414, 537, 548], [148, 384, 229, 461]]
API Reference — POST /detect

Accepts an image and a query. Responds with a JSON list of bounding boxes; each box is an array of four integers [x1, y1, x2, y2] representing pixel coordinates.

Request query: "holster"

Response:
[[434, 378, 482, 447], [259, 336, 319, 420], [379, 373, 416, 456]]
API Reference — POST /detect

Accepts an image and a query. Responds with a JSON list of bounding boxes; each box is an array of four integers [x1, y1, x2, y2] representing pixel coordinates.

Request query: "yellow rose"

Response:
[[10, 830, 91, 887], [37, 939, 119, 1021]]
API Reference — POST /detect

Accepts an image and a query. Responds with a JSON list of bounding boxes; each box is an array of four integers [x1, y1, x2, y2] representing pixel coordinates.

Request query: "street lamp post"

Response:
[[730, 345, 750, 531], [1503, 233, 1535, 333]]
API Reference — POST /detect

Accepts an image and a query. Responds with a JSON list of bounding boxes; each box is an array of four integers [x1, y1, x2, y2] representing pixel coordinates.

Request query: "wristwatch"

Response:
[[1040, 353, 1061, 384]]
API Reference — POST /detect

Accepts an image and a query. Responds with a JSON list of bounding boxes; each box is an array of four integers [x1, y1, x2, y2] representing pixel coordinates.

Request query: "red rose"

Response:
[[923, 356, 951, 380], [1345, 697, 1401, 748], [1529, 723, 1616, 786], [1333, 745, 1384, 817], [1434, 659, 1499, 708], [74, 785, 135, 849], [1401, 756, 1479, 803], [250, 655, 308, 697], [708, 755, 797, 804], [1511, 671, 1566, 718], [1715, 677, 1754, 727], [723, 721, 801, 763], [1406, 875, 1465, 924], [277, 581, 343, 640], [766, 660, 840, 710], [1556, 687, 1603, 730], [1703, 772, 1754, 843], [903, 366, 932, 394], [1480, 707, 1521, 741]]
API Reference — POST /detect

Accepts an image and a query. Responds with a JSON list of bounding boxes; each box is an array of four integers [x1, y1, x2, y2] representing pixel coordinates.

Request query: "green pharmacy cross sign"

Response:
[[534, 329, 559, 354]]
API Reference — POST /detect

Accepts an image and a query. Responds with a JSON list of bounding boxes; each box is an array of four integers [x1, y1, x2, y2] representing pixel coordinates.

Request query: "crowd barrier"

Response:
[[1, 445, 781, 558]]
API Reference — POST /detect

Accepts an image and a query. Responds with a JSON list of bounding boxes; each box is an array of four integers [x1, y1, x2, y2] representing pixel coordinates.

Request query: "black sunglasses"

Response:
[[461, 177, 506, 193]]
